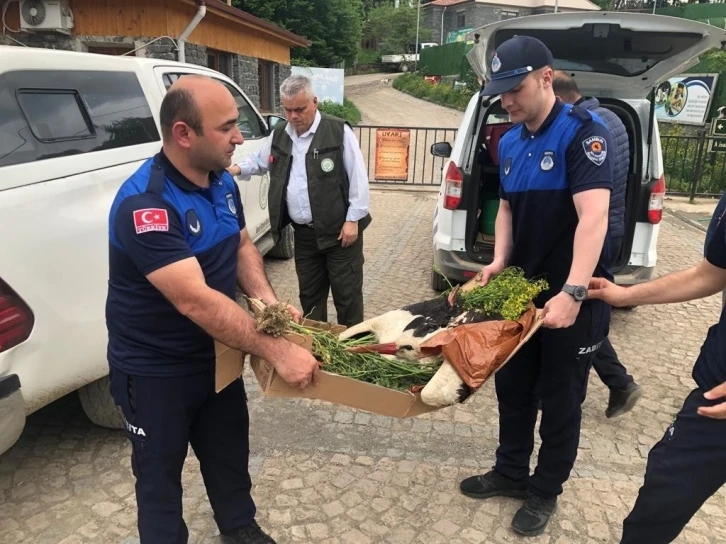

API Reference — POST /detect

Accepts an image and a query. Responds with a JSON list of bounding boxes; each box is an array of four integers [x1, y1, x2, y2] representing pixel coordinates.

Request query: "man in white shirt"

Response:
[[228, 75, 371, 326]]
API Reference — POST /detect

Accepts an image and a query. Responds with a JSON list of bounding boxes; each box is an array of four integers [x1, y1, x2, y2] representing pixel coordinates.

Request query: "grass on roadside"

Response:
[[392, 72, 475, 111], [318, 98, 362, 125]]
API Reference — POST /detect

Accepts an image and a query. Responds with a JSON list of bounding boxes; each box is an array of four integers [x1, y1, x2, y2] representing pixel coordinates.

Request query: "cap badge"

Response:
[[491, 52, 501, 73]]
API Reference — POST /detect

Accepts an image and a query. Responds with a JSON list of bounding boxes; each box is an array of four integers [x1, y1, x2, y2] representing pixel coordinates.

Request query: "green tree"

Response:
[[363, 4, 432, 55], [233, 0, 364, 67]]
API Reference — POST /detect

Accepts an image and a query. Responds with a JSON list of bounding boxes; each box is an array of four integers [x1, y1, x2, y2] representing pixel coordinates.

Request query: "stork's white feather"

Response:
[[420, 361, 466, 407]]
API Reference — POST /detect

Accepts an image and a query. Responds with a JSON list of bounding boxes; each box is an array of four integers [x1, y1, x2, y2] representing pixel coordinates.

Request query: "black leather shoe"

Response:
[[606, 381, 643, 419], [512, 494, 557, 536], [460, 469, 527, 499], [220, 521, 276, 544]]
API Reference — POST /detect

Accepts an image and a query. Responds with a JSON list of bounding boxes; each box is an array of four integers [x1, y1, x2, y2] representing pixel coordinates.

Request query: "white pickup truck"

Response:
[[0, 46, 292, 456], [381, 42, 438, 71]]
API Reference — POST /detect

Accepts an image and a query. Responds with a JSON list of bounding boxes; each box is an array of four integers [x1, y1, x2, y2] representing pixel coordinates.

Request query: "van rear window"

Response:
[[0, 70, 160, 168], [17, 91, 93, 142]]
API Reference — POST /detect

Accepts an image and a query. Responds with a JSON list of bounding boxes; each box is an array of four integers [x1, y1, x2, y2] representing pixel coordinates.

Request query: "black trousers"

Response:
[[109, 368, 255, 544], [591, 337, 634, 391], [293, 224, 365, 327], [495, 301, 609, 498], [621, 387, 726, 543]]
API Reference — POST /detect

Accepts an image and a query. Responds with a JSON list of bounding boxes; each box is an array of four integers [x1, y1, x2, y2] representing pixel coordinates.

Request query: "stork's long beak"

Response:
[[345, 342, 399, 355]]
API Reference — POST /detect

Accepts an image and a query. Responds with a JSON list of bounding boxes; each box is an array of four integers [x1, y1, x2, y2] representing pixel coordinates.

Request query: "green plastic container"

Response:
[[479, 197, 499, 235]]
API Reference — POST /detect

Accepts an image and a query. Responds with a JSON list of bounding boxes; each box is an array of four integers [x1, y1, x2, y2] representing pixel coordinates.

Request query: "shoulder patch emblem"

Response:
[[226, 193, 237, 215], [582, 135, 607, 166], [504, 157, 512, 175], [133, 208, 169, 235], [540, 151, 555, 171], [186, 209, 202, 237]]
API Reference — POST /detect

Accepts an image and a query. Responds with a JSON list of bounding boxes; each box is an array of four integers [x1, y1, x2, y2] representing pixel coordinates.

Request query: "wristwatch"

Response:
[[561, 284, 588, 302]]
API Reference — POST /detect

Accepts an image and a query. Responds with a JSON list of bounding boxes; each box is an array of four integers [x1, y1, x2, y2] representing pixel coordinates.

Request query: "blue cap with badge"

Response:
[[481, 35, 554, 97]]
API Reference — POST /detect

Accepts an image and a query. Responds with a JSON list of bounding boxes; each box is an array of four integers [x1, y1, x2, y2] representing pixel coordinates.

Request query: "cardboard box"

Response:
[[246, 312, 544, 419], [215, 294, 543, 417]]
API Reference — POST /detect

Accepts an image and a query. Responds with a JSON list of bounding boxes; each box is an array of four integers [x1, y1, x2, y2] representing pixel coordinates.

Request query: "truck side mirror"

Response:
[[431, 142, 452, 158], [265, 115, 285, 135]]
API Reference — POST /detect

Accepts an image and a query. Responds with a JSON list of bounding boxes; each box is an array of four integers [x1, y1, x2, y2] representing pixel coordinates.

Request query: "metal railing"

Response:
[[352, 125, 458, 186], [661, 133, 726, 200], [350, 125, 726, 199]]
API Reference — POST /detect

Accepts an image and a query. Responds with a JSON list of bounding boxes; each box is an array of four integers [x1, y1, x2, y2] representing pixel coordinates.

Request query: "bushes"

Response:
[[392, 72, 475, 111], [318, 98, 362, 125]]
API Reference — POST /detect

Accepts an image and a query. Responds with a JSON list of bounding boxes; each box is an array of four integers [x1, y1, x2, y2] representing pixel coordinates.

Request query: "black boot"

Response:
[[512, 493, 558, 536], [606, 381, 643, 418], [220, 521, 276, 544], [459, 469, 527, 499]]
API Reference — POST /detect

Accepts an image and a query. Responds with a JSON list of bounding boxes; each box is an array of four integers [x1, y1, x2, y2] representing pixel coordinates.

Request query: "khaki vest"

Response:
[[268, 113, 371, 250]]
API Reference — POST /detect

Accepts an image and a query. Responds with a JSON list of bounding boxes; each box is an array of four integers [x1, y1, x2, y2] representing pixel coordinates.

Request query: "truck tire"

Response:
[[78, 376, 124, 430], [266, 224, 295, 259], [431, 269, 450, 291], [400, 62, 410, 72]]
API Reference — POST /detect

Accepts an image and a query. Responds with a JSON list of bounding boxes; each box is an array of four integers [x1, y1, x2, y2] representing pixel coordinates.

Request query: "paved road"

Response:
[[1, 190, 724, 544], [345, 74, 463, 129]]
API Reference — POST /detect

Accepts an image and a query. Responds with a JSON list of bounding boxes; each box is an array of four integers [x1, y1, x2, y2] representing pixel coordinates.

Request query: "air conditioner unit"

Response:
[[19, 0, 74, 34]]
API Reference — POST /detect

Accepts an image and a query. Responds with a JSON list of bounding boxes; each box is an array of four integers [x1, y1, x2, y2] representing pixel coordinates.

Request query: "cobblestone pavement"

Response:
[[2, 190, 725, 544]]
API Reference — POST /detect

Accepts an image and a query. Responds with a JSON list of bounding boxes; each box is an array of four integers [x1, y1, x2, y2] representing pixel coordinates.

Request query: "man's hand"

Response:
[[227, 164, 242, 177], [587, 277, 630, 307], [268, 341, 320, 390], [479, 260, 506, 286], [699, 382, 726, 419], [338, 221, 358, 248], [542, 291, 581, 329], [286, 304, 303, 323]]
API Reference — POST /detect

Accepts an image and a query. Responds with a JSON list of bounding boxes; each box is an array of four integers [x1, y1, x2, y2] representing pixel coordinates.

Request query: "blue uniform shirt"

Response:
[[498, 100, 614, 305], [697, 193, 726, 390], [105, 152, 245, 377]]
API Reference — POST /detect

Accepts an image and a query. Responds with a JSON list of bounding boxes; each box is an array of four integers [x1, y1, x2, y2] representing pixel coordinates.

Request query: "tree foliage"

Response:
[[363, 4, 432, 55], [233, 0, 364, 67]]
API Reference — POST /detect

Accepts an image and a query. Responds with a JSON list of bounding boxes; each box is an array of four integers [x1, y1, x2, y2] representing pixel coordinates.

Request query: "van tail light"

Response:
[[0, 280, 33, 354], [648, 175, 666, 224], [443, 162, 463, 210]]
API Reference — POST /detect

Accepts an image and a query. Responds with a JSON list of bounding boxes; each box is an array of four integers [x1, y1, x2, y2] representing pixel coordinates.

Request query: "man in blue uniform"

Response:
[[106, 75, 319, 544], [590, 195, 726, 543], [553, 71, 643, 418], [458, 36, 614, 537]]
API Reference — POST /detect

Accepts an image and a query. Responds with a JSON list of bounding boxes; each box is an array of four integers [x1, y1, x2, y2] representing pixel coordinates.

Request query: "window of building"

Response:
[[207, 49, 232, 77], [501, 10, 519, 19], [456, 10, 466, 28], [87, 45, 134, 56], [258, 60, 274, 113], [0, 70, 159, 167]]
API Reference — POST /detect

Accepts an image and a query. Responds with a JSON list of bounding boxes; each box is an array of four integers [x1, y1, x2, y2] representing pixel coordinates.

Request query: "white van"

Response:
[[430, 13, 725, 290], [0, 46, 292, 455]]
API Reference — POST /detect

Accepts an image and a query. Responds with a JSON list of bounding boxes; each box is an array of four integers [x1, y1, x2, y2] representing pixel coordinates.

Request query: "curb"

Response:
[[664, 208, 709, 233]]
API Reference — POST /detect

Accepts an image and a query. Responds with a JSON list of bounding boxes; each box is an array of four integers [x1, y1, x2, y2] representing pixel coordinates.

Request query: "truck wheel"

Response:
[[431, 269, 450, 291], [78, 376, 124, 430], [400, 62, 410, 72], [266, 224, 295, 259]]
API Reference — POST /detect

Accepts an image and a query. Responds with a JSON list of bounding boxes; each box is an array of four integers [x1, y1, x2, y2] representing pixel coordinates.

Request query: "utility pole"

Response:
[[415, 0, 421, 70]]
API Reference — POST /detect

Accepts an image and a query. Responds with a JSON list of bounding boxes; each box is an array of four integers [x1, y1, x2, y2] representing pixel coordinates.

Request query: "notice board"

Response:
[[374, 128, 410, 181]]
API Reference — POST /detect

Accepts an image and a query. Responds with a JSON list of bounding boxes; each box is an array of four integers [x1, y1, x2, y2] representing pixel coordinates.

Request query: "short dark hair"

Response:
[[552, 71, 581, 103], [159, 87, 203, 140]]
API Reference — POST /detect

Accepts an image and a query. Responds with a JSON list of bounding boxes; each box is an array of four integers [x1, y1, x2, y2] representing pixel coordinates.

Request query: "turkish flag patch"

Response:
[[133, 208, 169, 234]]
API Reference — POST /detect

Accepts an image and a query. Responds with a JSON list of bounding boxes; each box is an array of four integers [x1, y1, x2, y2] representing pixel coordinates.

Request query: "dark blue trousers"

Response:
[[110, 368, 255, 544], [621, 388, 726, 543], [494, 301, 609, 498], [592, 336, 634, 391]]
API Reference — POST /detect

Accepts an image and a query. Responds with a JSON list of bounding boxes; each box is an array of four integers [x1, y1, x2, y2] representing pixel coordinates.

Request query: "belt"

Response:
[[292, 221, 314, 229]]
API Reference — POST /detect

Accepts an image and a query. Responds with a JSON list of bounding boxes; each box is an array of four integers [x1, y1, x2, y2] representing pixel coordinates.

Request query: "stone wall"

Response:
[[232, 54, 260, 108], [274, 63, 292, 114]]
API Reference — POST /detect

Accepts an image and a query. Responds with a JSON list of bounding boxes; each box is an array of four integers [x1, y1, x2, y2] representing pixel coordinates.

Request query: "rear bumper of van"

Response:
[[0, 374, 25, 456], [434, 248, 655, 286]]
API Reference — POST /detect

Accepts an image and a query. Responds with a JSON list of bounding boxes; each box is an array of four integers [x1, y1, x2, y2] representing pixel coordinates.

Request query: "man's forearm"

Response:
[[493, 201, 513, 265], [182, 287, 288, 360], [622, 259, 726, 306], [566, 212, 608, 287], [236, 242, 277, 304]]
